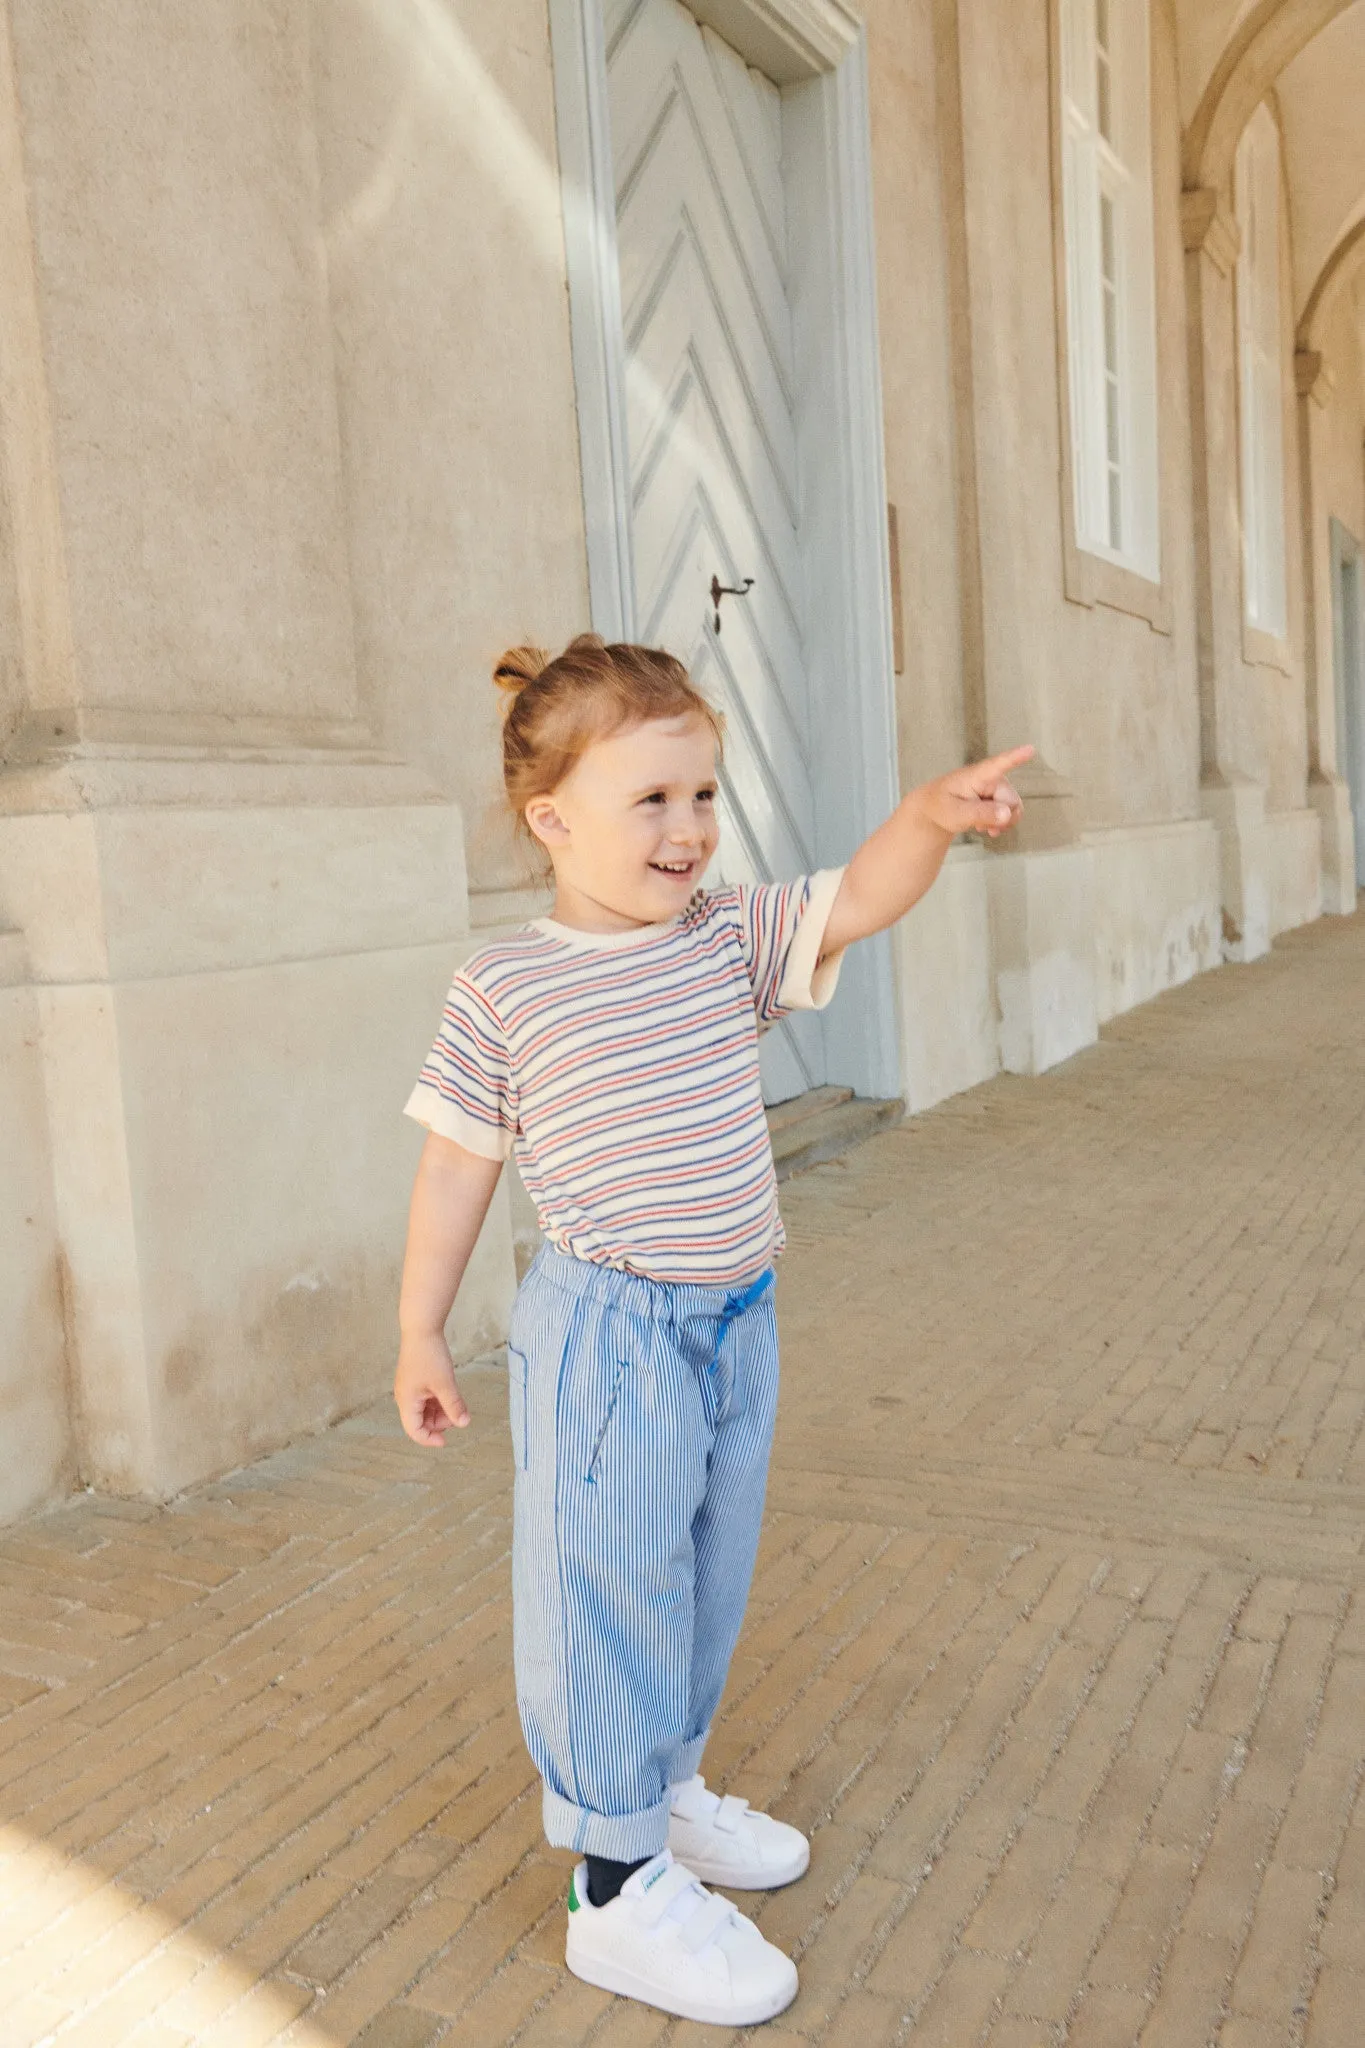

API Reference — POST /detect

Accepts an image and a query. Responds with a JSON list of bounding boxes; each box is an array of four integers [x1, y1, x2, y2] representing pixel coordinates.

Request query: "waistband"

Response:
[[527, 1243, 775, 1325]]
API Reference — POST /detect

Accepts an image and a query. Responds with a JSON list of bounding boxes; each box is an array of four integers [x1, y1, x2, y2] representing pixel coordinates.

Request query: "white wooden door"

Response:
[[605, 0, 826, 1103]]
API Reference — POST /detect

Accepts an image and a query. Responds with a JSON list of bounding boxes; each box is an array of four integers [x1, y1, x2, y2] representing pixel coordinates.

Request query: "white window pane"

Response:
[[1096, 0, 1113, 144], [1060, 0, 1158, 578]]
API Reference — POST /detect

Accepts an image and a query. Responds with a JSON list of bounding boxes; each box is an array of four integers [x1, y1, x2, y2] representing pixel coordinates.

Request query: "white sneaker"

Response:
[[565, 1850, 798, 2026], [668, 1774, 811, 1889]]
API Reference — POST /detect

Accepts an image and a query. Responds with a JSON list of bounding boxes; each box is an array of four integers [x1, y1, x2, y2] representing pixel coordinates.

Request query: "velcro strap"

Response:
[[639, 1862, 700, 1928], [715, 1794, 749, 1834], [678, 1891, 736, 1955]]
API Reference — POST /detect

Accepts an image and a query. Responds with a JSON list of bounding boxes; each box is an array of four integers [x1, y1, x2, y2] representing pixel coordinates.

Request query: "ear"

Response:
[[524, 794, 570, 849]]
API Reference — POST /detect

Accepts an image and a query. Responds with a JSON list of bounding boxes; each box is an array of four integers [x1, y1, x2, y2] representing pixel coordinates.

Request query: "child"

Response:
[[395, 633, 1029, 2027]]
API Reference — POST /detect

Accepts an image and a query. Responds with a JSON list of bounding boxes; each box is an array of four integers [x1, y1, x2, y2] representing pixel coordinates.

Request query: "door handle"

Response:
[[710, 574, 755, 633]]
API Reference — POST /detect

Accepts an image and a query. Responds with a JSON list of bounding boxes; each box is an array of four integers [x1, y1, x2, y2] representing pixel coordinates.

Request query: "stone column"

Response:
[[1183, 186, 1272, 963]]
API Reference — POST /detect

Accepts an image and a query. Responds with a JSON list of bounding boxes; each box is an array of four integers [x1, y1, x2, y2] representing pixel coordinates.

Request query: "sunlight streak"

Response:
[[0, 1824, 337, 2044]]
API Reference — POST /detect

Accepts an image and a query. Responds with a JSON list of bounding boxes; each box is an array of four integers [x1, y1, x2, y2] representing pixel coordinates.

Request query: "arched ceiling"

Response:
[[1275, 2, 1365, 325], [1176, 0, 1261, 130], [1179, 0, 1355, 192], [1179, 0, 1365, 349]]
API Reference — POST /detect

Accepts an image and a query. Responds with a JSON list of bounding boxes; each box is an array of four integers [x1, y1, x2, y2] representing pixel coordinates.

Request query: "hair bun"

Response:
[[493, 645, 550, 697]]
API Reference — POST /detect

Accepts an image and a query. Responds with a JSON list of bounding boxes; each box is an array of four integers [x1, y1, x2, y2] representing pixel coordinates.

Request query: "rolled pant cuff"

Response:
[[543, 1784, 672, 1862], [671, 1732, 708, 1785]]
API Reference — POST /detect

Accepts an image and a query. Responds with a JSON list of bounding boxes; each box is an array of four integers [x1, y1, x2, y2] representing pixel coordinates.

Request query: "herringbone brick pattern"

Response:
[[4, 911, 1365, 2044]]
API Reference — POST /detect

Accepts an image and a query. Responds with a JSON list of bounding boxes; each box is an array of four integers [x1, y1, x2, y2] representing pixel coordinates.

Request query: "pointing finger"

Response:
[[977, 744, 1035, 782]]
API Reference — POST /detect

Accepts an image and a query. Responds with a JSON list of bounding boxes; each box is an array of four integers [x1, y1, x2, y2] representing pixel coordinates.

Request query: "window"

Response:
[[1235, 106, 1287, 639], [1059, 0, 1160, 581]]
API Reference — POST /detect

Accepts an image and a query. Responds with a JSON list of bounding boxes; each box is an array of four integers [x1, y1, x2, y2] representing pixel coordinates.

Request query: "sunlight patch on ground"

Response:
[[0, 1824, 335, 2047]]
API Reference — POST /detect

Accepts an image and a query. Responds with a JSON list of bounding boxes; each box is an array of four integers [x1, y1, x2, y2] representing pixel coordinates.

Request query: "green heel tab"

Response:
[[568, 1870, 580, 1912]]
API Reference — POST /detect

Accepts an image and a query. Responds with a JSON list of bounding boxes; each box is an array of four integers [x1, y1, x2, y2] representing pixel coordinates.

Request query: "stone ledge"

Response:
[[769, 1088, 904, 1181]]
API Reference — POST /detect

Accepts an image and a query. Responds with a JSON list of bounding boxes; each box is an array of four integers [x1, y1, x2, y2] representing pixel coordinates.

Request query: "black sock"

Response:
[[585, 1853, 648, 1908]]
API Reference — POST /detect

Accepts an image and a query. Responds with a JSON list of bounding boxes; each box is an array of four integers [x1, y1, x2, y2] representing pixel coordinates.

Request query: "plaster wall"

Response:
[[865, 0, 1216, 1076], [1084, 820, 1221, 1023], [1, 0, 1363, 1526], [0, 933, 71, 1524], [955, 0, 1201, 831], [894, 846, 998, 1111], [106, 939, 513, 1499], [314, 0, 591, 895], [6, 0, 360, 744], [1266, 807, 1324, 931], [987, 847, 1098, 1076]]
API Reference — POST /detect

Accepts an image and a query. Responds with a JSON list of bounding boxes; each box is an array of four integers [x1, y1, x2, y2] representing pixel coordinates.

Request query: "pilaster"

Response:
[[985, 844, 1098, 1077], [1199, 775, 1271, 962], [1183, 186, 1274, 962]]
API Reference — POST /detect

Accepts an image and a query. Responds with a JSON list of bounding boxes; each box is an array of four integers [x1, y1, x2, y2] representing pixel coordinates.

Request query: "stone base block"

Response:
[[1200, 779, 1271, 963], [1266, 808, 1323, 936], [0, 760, 517, 1504], [1308, 776, 1357, 915], [985, 846, 1098, 1076], [895, 844, 999, 1111], [1083, 819, 1221, 1025], [0, 934, 71, 1523]]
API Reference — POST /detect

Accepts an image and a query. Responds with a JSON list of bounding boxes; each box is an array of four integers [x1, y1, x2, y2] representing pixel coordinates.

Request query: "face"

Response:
[[524, 715, 721, 932]]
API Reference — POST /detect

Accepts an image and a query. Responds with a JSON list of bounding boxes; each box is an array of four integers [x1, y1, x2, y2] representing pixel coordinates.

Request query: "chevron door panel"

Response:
[[607, 0, 826, 1103]]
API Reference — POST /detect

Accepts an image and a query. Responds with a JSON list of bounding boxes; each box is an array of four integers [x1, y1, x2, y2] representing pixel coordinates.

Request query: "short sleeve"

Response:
[[404, 973, 517, 1160], [733, 867, 848, 1025]]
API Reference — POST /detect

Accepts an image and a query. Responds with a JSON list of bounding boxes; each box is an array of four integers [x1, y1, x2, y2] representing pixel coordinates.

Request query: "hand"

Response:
[[394, 1329, 470, 1446], [913, 745, 1034, 840]]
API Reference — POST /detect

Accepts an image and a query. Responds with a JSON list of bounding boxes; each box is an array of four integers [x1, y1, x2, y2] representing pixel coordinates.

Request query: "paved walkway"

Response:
[[5, 912, 1365, 2047]]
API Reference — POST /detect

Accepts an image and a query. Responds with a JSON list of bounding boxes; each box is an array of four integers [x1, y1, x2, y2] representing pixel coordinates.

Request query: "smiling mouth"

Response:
[[650, 859, 697, 877]]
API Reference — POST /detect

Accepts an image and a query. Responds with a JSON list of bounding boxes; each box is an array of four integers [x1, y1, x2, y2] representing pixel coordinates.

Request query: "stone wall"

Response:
[[0, 0, 1362, 1519]]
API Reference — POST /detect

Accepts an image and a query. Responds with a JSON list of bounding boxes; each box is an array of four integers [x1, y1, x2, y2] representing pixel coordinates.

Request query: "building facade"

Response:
[[1, 0, 1363, 1523]]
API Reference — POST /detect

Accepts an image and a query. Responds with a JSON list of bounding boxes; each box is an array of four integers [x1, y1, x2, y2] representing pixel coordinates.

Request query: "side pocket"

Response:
[[507, 1347, 530, 1471], [584, 1359, 626, 1486]]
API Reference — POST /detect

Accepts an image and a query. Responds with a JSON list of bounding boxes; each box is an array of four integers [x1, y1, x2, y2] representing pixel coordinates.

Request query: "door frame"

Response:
[[1331, 515, 1364, 890], [548, 0, 903, 1100]]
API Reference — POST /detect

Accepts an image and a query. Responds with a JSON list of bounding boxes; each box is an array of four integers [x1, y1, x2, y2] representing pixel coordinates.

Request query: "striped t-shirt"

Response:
[[404, 870, 847, 1286]]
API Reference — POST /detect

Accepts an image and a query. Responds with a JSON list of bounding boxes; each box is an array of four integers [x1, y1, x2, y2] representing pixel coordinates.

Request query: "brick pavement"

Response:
[[4, 911, 1365, 2045]]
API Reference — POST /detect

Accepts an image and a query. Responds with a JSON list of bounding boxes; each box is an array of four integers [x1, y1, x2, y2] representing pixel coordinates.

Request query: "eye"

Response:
[[638, 791, 667, 807], [696, 787, 716, 804]]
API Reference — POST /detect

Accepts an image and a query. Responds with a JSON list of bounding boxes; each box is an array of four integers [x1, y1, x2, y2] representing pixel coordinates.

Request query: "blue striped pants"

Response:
[[505, 1244, 780, 1861]]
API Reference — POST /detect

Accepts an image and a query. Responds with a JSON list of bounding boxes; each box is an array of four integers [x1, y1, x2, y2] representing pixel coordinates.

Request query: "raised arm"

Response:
[[395, 1132, 505, 1445], [821, 746, 1034, 957]]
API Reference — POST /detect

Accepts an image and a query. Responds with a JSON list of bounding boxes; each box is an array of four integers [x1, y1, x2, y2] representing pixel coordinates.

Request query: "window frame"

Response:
[[1049, 0, 1171, 629]]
